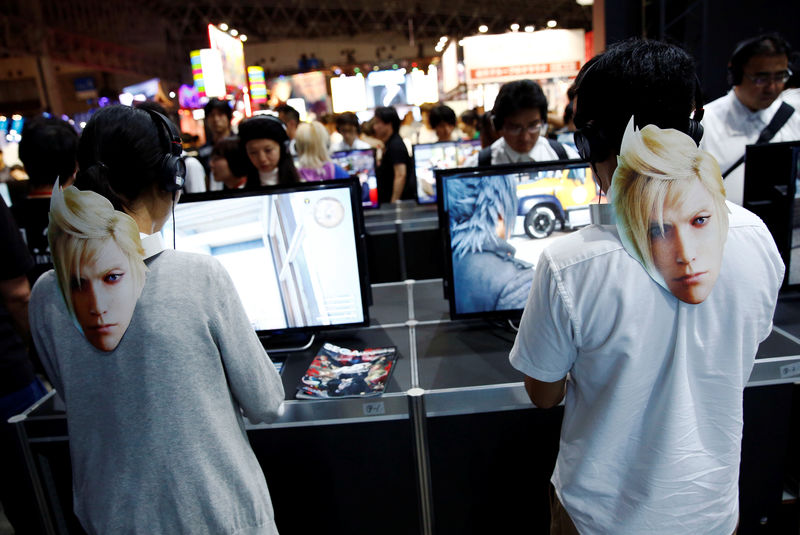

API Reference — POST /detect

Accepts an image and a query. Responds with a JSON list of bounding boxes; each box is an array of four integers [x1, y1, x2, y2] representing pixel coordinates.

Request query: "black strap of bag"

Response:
[[722, 102, 795, 178], [546, 138, 569, 160], [478, 146, 492, 166]]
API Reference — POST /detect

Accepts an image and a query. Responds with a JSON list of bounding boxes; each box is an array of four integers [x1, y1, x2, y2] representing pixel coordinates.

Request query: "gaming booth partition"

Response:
[[12, 154, 800, 534]]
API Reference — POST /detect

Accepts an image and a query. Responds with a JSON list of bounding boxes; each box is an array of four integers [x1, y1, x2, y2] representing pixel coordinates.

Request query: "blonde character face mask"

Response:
[[609, 118, 729, 304], [48, 180, 147, 351]]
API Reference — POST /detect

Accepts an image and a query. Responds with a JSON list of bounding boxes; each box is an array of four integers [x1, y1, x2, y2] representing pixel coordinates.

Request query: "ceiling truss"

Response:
[[3, 0, 591, 81]]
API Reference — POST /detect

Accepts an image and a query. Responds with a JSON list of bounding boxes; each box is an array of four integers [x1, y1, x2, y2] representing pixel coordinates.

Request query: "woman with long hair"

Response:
[[294, 121, 350, 182], [237, 114, 299, 188]]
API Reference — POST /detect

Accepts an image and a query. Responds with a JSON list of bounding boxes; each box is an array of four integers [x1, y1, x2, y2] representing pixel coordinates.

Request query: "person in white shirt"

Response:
[[700, 33, 800, 205], [465, 79, 579, 167], [329, 112, 371, 153], [510, 39, 784, 535], [781, 52, 800, 109]]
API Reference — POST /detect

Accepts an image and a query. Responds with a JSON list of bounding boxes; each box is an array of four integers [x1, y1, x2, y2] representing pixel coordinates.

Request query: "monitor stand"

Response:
[[260, 332, 316, 354]]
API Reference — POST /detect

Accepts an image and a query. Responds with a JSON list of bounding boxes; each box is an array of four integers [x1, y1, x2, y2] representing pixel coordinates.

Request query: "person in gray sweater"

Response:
[[29, 105, 285, 534]]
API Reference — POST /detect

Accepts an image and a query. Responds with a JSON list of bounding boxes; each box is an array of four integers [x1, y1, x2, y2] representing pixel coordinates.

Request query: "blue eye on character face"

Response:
[[103, 272, 124, 284], [648, 181, 725, 305]]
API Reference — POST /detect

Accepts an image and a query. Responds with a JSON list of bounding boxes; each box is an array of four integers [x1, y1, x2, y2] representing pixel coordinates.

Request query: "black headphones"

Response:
[[727, 36, 762, 86], [142, 108, 186, 193], [574, 71, 705, 163], [727, 34, 792, 86]]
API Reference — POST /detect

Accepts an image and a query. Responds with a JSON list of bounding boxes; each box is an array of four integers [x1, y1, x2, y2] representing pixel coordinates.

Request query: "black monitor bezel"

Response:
[[330, 147, 380, 210], [743, 140, 800, 292], [435, 158, 591, 321], [176, 178, 371, 336]]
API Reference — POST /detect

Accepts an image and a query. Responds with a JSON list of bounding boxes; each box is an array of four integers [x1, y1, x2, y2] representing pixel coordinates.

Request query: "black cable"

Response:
[[172, 190, 177, 249]]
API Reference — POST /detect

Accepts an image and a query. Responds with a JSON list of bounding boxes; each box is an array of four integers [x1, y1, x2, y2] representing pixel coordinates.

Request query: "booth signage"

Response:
[[470, 62, 582, 81], [462, 30, 585, 85]]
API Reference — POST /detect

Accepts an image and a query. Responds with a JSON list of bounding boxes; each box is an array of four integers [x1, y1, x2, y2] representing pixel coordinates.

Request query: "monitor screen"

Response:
[[743, 140, 800, 289], [436, 159, 600, 319], [169, 181, 370, 335], [414, 140, 481, 204], [331, 148, 379, 209]]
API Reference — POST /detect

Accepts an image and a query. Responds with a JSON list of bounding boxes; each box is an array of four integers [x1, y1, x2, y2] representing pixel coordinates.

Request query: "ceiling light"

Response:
[[510, 23, 520, 31], [240, 34, 248, 42], [219, 23, 229, 31], [478, 24, 488, 33], [230, 29, 239, 36], [547, 20, 557, 28], [576, 0, 594, 5], [525, 25, 535, 32]]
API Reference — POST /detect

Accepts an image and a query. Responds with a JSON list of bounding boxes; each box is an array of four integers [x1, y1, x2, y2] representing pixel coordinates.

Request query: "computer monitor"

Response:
[[413, 139, 481, 204], [331, 148, 379, 209], [169, 180, 371, 337], [436, 159, 599, 319], [742, 140, 800, 290]]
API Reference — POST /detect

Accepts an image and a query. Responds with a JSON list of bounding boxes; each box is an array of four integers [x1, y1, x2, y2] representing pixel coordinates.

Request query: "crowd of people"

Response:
[[0, 29, 797, 534]]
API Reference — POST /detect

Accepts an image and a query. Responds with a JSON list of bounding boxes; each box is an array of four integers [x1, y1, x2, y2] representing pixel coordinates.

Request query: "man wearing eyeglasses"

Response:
[[466, 79, 579, 166], [701, 33, 799, 205]]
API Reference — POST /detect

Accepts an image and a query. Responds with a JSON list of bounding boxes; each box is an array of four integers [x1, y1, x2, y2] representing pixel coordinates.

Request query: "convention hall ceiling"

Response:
[[144, 0, 593, 45], [3, 0, 591, 80], [7, 0, 591, 52]]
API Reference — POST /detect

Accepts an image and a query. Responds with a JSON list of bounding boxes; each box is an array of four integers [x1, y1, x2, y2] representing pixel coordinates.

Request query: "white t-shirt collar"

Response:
[[139, 232, 166, 259]]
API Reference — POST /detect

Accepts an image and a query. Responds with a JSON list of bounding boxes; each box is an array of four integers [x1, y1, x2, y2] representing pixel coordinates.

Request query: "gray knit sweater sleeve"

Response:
[[29, 250, 284, 534]]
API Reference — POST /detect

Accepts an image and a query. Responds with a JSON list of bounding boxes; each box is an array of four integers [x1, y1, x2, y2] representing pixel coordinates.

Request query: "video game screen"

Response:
[[414, 139, 481, 204], [436, 159, 601, 319], [168, 181, 370, 334], [331, 148, 379, 209]]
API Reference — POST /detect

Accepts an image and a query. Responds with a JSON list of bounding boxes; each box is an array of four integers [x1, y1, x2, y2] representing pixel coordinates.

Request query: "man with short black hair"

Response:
[[372, 106, 413, 203], [198, 98, 234, 181], [276, 104, 300, 140], [14, 116, 78, 282], [276, 104, 301, 157], [701, 33, 800, 204], [467, 79, 578, 166], [330, 112, 371, 152], [428, 104, 458, 142], [509, 39, 783, 534]]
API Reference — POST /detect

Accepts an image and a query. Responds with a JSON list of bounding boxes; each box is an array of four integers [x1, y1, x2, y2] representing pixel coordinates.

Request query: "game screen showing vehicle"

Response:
[[167, 182, 369, 334], [435, 159, 600, 318], [413, 139, 481, 204], [331, 148, 379, 209]]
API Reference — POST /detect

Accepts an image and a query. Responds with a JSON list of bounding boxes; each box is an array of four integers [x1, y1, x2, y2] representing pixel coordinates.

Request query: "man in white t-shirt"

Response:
[[509, 39, 784, 534], [465, 79, 579, 167], [701, 33, 799, 205]]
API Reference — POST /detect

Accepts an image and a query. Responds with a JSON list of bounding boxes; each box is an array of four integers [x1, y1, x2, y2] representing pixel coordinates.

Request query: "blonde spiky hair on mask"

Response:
[[610, 117, 729, 286], [47, 179, 147, 324]]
